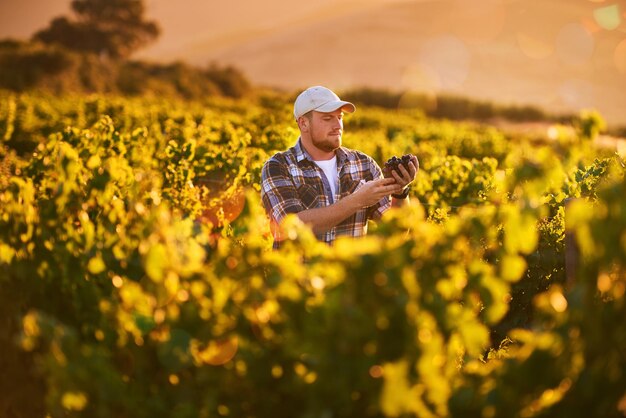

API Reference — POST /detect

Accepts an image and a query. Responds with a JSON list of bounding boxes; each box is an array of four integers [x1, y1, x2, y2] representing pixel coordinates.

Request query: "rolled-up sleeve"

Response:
[[261, 158, 304, 224]]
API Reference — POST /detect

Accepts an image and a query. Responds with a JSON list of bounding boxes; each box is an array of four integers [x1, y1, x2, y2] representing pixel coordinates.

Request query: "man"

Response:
[[261, 86, 418, 248]]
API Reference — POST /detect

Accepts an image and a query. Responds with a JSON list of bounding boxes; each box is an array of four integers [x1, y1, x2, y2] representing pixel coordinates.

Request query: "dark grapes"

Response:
[[383, 154, 415, 178]]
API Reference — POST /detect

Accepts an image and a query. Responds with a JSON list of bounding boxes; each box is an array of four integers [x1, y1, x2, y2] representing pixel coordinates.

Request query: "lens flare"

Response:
[[399, 64, 439, 111], [400, 63, 441, 91], [559, 78, 595, 109], [417, 35, 470, 90], [555, 23, 594, 67], [401, 63, 439, 90], [594, 4, 621, 30], [614, 39, 626, 74], [581, 17, 603, 34], [516, 32, 553, 59], [449, 0, 507, 43]]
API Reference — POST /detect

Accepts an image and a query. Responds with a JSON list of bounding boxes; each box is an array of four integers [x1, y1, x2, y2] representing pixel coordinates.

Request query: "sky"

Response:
[[1, 0, 626, 125]]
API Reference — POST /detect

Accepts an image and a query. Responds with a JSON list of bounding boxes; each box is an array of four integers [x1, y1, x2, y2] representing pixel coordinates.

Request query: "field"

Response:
[[0, 92, 625, 418]]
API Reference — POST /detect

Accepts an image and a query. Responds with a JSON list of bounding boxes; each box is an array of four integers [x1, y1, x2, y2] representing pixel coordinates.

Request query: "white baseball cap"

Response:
[[293, 86, 356, 120]]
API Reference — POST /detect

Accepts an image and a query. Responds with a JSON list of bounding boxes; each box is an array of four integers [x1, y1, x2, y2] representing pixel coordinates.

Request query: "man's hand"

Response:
[[351, 177, 402, 208], [296, 177, 400, 234], [390, 155, 419, 189]]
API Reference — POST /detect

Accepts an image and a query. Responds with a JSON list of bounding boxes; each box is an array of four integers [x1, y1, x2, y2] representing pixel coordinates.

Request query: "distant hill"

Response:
[[2, 0, 625, 126], [164, 0, 626, 126]]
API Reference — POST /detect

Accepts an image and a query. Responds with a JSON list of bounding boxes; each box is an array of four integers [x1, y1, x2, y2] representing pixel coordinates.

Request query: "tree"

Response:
[[33, 0, 160, 60], [575, 109, 606, 142]]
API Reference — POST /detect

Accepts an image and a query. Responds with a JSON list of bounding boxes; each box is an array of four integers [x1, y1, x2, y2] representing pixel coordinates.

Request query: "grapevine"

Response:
[[0, 92, 624, 418]]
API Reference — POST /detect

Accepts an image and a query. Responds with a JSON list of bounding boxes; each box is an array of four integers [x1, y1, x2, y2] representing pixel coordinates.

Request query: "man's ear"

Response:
[[297, 116, 309, 132]]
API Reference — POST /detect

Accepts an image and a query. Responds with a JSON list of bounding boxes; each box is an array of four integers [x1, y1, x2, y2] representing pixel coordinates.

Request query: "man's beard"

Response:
[[311, 133, 341, 153]]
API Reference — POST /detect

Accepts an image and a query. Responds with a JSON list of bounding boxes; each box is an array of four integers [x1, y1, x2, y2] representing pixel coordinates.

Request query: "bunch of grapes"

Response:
[[383, 154, 415, 178]]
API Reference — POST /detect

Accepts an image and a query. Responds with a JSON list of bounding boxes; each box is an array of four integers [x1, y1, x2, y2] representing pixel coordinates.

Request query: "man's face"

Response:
[[308, 109, 344, 153]]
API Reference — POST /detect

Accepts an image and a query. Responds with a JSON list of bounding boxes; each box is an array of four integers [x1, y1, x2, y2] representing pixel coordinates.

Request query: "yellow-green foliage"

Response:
[[0, 92, 624, 418]]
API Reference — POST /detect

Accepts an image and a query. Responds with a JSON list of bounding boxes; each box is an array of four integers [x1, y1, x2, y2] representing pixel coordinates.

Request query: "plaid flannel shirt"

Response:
[[261, 138, 391, 248]]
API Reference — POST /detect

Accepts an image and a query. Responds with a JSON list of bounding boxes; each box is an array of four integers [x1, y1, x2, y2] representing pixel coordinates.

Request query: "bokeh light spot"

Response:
[[417, 36, 470, 90], [555, 23, 594, 67], [294, 362, 307, 376], [177, 289, 189, 302], [235, 360, 247, 375], [550, 291, 568, 313], [311, 276, 325, 291], [226, 256, 238, 270], [95, 329, 105, 341], [190, 334, 238, 367], [376, 315, 389, 330], [594, 4, 621, 30], [271, 364, 283, 378], [618, 394, 626, 417], [112, 275, 123, 288], [559, 78, 595, 109], [398, 63, 439, 112], [154, 308, 166, 324], [516, 32, 553, 59], [374, 272, 388, 286], [581, 17, 602, 34], [61, 392, 88, 411], [483, 406, 496, 418], [418, 328, 432, 343], [369, 365, 384, 378], [255, 305, 271, 323], [547, 126, 559, 140], [400, 63, 441, 92], [304, 371, 317, 384], [614, 39, 626, 74], [597, 272, 612, 292], [363, 342, 377, 356]]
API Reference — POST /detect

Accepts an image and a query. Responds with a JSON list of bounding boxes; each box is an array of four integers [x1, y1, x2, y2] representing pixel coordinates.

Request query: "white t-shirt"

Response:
[[313, 156, 339, 198]]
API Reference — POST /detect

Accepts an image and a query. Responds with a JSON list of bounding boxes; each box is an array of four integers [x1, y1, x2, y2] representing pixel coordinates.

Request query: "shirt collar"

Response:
[[294, 137, 349, 166]]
